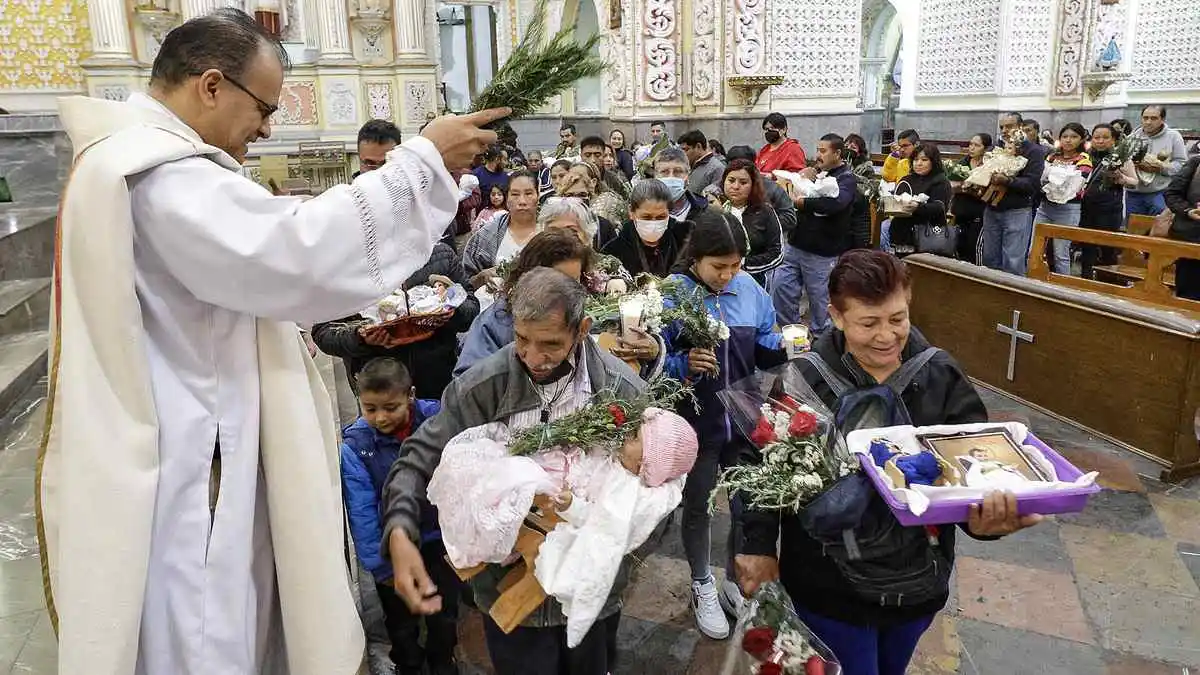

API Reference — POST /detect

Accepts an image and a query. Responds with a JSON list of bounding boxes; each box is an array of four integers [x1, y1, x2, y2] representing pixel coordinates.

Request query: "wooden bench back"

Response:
[[1119, 214, 1162, 268], [1028, 222, 1200, 314]]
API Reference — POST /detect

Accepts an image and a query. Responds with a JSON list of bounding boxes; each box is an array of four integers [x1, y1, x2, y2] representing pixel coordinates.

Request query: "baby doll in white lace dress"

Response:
[[427, 407, 699, 646]]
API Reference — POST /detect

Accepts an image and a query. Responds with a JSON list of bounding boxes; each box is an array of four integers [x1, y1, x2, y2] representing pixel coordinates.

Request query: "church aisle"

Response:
[[0, 384, 1196, 674]]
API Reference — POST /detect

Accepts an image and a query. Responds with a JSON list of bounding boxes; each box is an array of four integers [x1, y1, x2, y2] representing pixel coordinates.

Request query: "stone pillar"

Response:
[[394, 0, 428, 60], [181, 0, 223, 20], [318, 0, 356, 61], [84, 0, 136, 63]]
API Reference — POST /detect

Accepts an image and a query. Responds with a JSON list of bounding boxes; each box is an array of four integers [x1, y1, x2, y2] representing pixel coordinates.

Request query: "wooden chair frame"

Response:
[[1028, 222, 1200, 314]]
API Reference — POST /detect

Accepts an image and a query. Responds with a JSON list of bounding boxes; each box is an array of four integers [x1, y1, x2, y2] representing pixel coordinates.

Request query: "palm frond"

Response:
[[470, 0, 608, 119]]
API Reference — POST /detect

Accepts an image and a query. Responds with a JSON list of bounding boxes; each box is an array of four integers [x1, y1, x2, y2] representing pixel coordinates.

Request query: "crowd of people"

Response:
[[42, 10, 1200, 675], [324, 107, 1163, 674], [322, 102, 1200, 675]]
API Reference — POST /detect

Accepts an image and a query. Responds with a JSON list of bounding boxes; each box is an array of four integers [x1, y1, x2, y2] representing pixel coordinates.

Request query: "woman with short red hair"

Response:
[[733, 249, 1043, 675]]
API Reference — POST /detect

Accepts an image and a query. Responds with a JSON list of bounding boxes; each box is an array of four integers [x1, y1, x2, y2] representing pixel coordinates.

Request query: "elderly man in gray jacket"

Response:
[[382, 267, 645, 675]]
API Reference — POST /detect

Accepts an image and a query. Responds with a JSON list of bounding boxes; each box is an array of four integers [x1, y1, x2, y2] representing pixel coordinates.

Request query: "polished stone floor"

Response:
[[1, 381, 1198, 674]]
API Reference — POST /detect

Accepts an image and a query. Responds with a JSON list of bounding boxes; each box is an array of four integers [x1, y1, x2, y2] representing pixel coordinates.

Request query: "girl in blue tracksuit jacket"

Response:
[[340, 357, 458, 675], [661, 210, 788, 640]]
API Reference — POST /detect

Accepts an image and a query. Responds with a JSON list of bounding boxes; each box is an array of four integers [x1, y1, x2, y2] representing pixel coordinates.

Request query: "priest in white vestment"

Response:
[[34, 9, 507, 675]]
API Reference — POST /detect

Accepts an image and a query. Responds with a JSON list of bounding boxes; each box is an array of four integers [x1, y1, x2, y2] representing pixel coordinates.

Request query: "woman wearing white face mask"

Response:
[[602, 179, 694, 277]]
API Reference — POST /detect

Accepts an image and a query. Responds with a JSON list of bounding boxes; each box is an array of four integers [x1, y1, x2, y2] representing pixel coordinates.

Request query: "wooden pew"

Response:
[[905, 253, 1200, 482], [1092, 213, 1175, 287], [1027, 222, 1198, 314]]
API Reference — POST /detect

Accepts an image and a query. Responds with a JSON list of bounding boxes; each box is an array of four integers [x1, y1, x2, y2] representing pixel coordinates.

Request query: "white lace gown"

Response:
[[427, 423, 684, 646]]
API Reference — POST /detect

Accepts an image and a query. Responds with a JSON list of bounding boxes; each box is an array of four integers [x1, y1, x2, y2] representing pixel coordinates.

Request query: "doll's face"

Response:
[[619, 433, 644, 476]]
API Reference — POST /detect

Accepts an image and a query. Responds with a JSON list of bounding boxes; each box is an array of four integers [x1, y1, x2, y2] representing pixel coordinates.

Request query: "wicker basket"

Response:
[[360, 309, 455, 347]]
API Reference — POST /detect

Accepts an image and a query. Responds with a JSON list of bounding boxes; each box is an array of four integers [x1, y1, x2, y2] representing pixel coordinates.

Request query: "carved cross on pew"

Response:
[[996, 310, 1035, 382]]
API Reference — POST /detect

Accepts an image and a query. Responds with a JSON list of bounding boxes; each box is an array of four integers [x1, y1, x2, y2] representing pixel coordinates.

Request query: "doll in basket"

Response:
[[427, 407, 699, 647]]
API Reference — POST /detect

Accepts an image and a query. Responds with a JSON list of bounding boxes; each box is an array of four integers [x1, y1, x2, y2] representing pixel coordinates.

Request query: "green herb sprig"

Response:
[[469, 0, 608, 120]]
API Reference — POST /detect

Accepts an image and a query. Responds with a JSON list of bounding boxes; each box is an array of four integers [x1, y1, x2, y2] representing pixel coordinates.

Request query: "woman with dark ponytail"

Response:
[[661, 210, 789, 640]]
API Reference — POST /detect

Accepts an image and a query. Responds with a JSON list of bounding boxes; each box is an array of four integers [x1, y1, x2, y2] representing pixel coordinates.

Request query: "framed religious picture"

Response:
[[917, 429, 1052, 485], [608, 0, 622, 29]]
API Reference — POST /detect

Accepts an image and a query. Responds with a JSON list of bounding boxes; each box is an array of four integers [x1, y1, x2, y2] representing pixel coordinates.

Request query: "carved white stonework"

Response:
[[1001, 0, 1053, 95], [604, 0, 635, 104], [916, 0, 1000, 95], [351, 16, 391, 62], [731, 0, 764, 75], [1052, 0, 1089, 96], [692, 0, 718, 102], [640, 0, 679, 102], [405, 81, 433, 122], [366, 82, 393, 121], [318, 0, 355, 60], [325, 82, 358, 125], [1130, 0, 1200, 91], [135, 7, 181, 61], [766, 0, 860, 98], [98, 85, 131, 101]]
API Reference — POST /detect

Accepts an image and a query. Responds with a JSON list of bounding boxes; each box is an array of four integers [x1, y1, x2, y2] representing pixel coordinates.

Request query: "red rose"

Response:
[[741, 626, 776, 658], [609, 404, 627, 427], [750, 417, 777, 448], [758, 663, 783, 675], [788, 411, 819, 437], [804, 656, 826, 675]]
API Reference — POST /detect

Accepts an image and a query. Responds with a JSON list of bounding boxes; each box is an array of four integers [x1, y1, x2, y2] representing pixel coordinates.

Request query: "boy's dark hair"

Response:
[[678, 129, 707, 148], [897, 129, 920, 144], [673, 210, 750, 273], [355, 357, 413, 394], [580, 135, 607, 151], [725, 145, 756, 163], [561, 123, 577, 134], [358, 119, 402, 146]]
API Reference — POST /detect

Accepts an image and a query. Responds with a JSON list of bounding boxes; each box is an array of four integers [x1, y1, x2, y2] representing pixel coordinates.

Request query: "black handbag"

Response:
[[915, 202, 958, 257]]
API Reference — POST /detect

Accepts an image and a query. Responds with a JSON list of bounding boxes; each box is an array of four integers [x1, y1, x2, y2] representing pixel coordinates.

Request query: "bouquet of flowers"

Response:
[[720, 581, 841, 675], [507, 377, 692, 456], [1096, 135, 1146, 188], [943, 160, 971, 182], [585, 275, 682, 330], [712, 374, 857, 512], [668, 284, 731, 350]]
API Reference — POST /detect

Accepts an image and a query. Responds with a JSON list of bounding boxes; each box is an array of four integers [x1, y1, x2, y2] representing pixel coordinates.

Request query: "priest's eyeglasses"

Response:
[[195, 71, 279, 119]]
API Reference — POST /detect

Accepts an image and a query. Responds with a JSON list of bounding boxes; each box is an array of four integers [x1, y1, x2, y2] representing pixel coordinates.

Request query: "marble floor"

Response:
[[1, 382, 1198, 674]]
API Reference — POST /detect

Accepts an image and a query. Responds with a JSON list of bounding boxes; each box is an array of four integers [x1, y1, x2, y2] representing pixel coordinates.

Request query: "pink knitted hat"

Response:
[[638, 407, 699, 487]]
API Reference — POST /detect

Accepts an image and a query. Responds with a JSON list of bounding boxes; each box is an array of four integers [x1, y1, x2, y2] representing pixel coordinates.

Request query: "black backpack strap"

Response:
[[883, 347, 941, 396], [796, 352, 854, 397]]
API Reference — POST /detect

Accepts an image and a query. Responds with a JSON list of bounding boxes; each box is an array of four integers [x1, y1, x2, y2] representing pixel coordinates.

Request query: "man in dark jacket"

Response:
[[1164, 154, 1200, 300], [771, 133, 858, 332], [981, 112, 1049, 276], [382, 268, 645, 675], [311, 241, 480, 400]]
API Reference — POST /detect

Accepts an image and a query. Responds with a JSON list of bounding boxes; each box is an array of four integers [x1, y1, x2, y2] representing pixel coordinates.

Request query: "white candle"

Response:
[[781, 324, 809, 359], [619, 296, 644, 339]]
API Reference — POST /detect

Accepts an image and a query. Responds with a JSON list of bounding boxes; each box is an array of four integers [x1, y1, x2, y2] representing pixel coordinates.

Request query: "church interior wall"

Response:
[[0, 115, 72, 214]]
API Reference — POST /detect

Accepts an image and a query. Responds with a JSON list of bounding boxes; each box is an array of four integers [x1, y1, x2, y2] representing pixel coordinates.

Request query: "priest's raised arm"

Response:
[[132, 137, 453, 324]]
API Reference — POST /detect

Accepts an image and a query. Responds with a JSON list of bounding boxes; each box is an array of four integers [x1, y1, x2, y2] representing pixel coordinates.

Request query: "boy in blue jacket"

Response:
[[341, 357, 458, 675]]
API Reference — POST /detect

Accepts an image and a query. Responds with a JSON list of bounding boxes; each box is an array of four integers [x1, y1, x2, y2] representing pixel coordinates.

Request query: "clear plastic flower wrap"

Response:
[[713, 371, 857, 513], [720, 581, 842, 675]]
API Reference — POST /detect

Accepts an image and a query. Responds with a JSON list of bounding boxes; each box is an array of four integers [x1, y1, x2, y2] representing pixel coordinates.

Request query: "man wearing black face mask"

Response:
[[381, 267, 645, 675], [756, 112, 808, 176]]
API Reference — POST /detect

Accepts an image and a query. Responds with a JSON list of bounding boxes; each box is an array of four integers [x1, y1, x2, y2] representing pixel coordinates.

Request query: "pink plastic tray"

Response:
[[860, 433, 1100, 526]]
